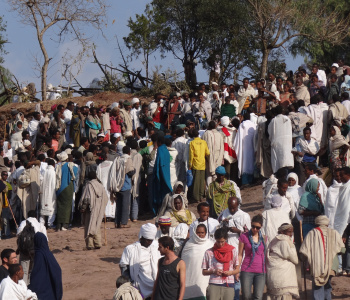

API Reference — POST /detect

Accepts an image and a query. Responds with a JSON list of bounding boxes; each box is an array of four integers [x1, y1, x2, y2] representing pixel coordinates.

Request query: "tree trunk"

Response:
[[260, 48, 270, 79], [145, 50, 149, 88], [38, 34, 49, 101]]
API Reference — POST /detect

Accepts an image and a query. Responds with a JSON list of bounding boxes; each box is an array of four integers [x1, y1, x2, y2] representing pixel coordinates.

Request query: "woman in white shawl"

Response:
[[266, 223, 299, 300], [10, 121, 24, 151], [287, 173, 303, 221], [164, 194, 196, 228], [329, 125, 350, 176], [181, 224, 214, 300]]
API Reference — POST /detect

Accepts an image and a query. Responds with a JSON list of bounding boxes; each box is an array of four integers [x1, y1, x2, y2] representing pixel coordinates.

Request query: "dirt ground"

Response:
[[1, 184, 350, 299]]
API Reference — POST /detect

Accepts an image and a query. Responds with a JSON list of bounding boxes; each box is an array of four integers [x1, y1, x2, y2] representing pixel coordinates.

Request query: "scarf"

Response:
[[213, 242, 234, 272], [330, 126, 349, 152], [208, 179, 235, 216], [247, 230, 266, 272], [165, 100, 180, 126], [299, 178, 323, 211], [170, 194, 193, 225]]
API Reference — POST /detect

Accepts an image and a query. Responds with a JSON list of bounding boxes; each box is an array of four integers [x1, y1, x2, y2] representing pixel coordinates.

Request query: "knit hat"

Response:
[[158, 216, 171, 227], [215, 166, 226, 175]]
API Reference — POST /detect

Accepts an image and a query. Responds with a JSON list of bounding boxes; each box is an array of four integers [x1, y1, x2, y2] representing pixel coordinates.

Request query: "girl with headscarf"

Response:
[[10, 120, 24, 151], [202, 228, 239, 300], [298, 178, 324, 238], [329, 125, 349, 176], [238, 214, 266, 300], [15, 112, 28, 130], [266, 223, 299, 300], [164, 194, 195, 228], [182, 224, 214, 300], [29, 232, 63, 300]]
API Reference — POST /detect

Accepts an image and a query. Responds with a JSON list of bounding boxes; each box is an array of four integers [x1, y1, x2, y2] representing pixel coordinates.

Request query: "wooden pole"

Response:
[[104, 214, 107, 246], [300, 220, 307, 300]]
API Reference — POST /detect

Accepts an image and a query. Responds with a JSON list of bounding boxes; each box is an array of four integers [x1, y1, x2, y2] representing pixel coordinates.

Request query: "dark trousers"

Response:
[[224, 161, 239, 184], [115, 190, 131, 226], [190, 169, 205, 202]]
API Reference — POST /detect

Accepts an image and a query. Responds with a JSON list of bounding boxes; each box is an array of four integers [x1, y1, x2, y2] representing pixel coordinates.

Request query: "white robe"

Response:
[[130, 107, 141, 130], [334, 179, 350, 235], [40, 165, 56, 217], [181, 234, 214, 300], [120, 241, 160, 298], [262, 175, 278, 205], [303, 104, 324, 145], [233, 120, 256, 178], [189, 217, 220, 241], [97, 160, 115, 218], [237, 85, 256, 114], [167, 147, 178, 188], [0, 277, 37, 300], [268, 114, 294, 173], [325, 180, 342, 229], [218, 208, 251, 249], [265, 191, 296, 220], [172, 136, 188, 183], [287, 185, 303, 221]]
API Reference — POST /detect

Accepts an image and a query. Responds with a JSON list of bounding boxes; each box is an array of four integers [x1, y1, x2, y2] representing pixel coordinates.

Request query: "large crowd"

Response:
[[0, 61, 349, 299]]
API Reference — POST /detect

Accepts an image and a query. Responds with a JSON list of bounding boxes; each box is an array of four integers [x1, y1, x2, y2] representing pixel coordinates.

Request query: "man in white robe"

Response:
[[130, 98, 141, 130], [218, 197, 251, 250], [202, 121, 224, 185], [96, 156, 114, 218], [302, 96, 324, 146], [334, 167, 350, 235], [233, 113, 257, 185], [40, 159, 56, 227], [63, 101, 74, 144], [172, 129, 188, 185], [237, 79, 256, 114], [268, 106, 294, 173], [0, 265, 37, 300], [120, 224, 160, 298], [325, 169, 342, 229]]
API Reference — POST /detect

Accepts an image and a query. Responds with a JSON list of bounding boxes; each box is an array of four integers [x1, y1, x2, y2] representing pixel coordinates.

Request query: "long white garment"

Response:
[[262, 175, 278, 205], [261, 208, 291, 246], [130, 150, 142, 199], [303, 174, 328, 203], [287, 185, 303, 221], [189, 217, 220, 241], [181, 233, 214, 300], [268, 114, 294, 173], [237, 85, 256, 114], [0, 277, 37, 300], [303, 104, 324, 145], [96, 160, 115, 218], [325, 180, 342, 229], [167, 147, 178, 188], [40, 165, 56, 217], [172, 136, 188, 183], [265, 191, 295, 220], [39, 161, 48, 184], [63, 109, 73, 143], [218, 208, 251, 249], [233, 120, 257, 178], [334, 179, 350, 235], [130, 107, 141, 130], [120, 241, 160, 298], [217, 126, 237, 164]]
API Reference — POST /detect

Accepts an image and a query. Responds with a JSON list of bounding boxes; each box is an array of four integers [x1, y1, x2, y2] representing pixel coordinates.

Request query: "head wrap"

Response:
[[171, 194, 185, 212], [173, 223, 189, 240], [40, 117, 50, 124], [213, 91, 219, 98], [271, 194, 282, 208], [315, 215, 330, 227], [332, 63, 339, 68], [278, 223, 293, 233], [86, 101, 94, 108], [23, 139, 31, 147], [211, 82, 218, 86], [221, 116, 230, 127], [113, 133, 121, 139], [305, 178, 319, 194], [57, 151, 68, 162], [139, 223, 157, 240], [215, 166, 226, 175], [287, 172, 299, 186], [158, 216, 171, 227], [111, 102, 119, 109], [132, 98, 140, 105], [86, 152, 94, 161], [65, 148, 72, 155], [97, 133, 105, 138], [51, 104, 58, 111], [123, 100, 131, 106]]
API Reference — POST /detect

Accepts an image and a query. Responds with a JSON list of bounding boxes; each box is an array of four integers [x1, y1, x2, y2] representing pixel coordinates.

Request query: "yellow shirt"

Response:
[[189, 137, 210, 170]]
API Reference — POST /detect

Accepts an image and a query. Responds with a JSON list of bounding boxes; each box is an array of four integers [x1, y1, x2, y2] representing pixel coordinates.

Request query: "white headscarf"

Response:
[[271, 194, 282, 208], [287, 172, 299, 186], [139, 223, 157, 240], [221, 116, 230, 127], [57, 151, 68, 162], [132, 98, 140, 105]]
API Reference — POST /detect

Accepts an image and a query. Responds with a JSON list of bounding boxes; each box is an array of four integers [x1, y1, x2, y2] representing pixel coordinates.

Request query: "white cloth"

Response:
[[303, 174, 328, 203], [237, 85, 256, 114], [218, 208, 251, 249], [261, 208, 291, 246], [130, 107, 141, 130], [182, 231, 214, 300], [268, 114, 294, 173], [0, 277, 37, 300], [317, 69, 327, 85], [172, 136, 188, 181], [167, 147, 178, 188], [17, 217, 47, 239], [303, 104, 324, 145], [120, 241, 160, 298], [265, 191, 295, 220], [233, 120, 257, 178], [189, 217, 219, 241], [139, 223, 158, 240], [28, 119, 39, 137], [96, 160, 115, 218], [262, 175, 278, 205], [325, 180, 342, 229], [40, 165, 56, 217], [39, 161, 47, 184], [334, 179, 350, 235], [287, 173, 304, 221]]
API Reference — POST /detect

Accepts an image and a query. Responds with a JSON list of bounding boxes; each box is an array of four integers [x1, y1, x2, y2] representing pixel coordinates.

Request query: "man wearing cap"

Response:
[[120, 101, 133, 132], [155, 216, 174, 239], [120, 223, 160, 298], [130, 98, 141, 131]]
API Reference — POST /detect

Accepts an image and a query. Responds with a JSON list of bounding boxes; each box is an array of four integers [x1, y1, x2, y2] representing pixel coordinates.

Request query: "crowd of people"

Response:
[[0, 60, 350, 299]]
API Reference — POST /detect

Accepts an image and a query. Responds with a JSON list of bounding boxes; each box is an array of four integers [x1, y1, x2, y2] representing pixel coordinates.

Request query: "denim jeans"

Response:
[[234, 280, 241, 300], [241, 271, 265, 300], [130, 196, 139, 221], [312, 277, 332, 300], [115, 189, 131, 226], [302, 223, 316, 239], [1, 207, 11, 237]]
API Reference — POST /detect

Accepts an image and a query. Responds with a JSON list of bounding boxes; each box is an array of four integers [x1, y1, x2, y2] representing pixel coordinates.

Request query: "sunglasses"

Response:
[[251, 225, 261, 230]]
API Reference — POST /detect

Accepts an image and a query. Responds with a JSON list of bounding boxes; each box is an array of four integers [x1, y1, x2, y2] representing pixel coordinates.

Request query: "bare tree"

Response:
[[8, 0, 108, 100], [245, 0, 350, 78]]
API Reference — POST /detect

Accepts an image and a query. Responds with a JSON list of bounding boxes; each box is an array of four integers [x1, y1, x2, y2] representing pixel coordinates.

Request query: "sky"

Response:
[[1, 0, 306, 95]]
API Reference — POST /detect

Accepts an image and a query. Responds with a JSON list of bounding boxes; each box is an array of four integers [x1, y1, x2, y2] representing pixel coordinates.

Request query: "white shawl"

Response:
[[237, 85, 256, 114], [287, 173, 303, 221], [96, 160, 115, 218], [303, 104, 323, 144], [325, 180, 342, 229], [40, 165, 56, 217], [233, 120, 257, 177], [0, 277, 37, 300], [108, 156, 126, 196], [202, 129, 224, 176], [181, 231, 214, 300], [333, 179, 350, 235]]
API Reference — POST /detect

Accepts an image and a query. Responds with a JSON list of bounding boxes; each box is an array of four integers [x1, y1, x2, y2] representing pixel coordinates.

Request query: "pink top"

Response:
[[239, 232, 266, 273], [201, 247, 239, 285]]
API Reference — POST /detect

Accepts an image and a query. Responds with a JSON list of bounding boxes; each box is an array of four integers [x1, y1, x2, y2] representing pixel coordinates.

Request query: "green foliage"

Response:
[[0, 16, 7, 64]]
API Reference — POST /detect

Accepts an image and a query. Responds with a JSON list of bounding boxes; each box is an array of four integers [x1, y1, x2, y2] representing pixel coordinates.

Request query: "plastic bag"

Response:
[[186, 169, 193, 187]]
